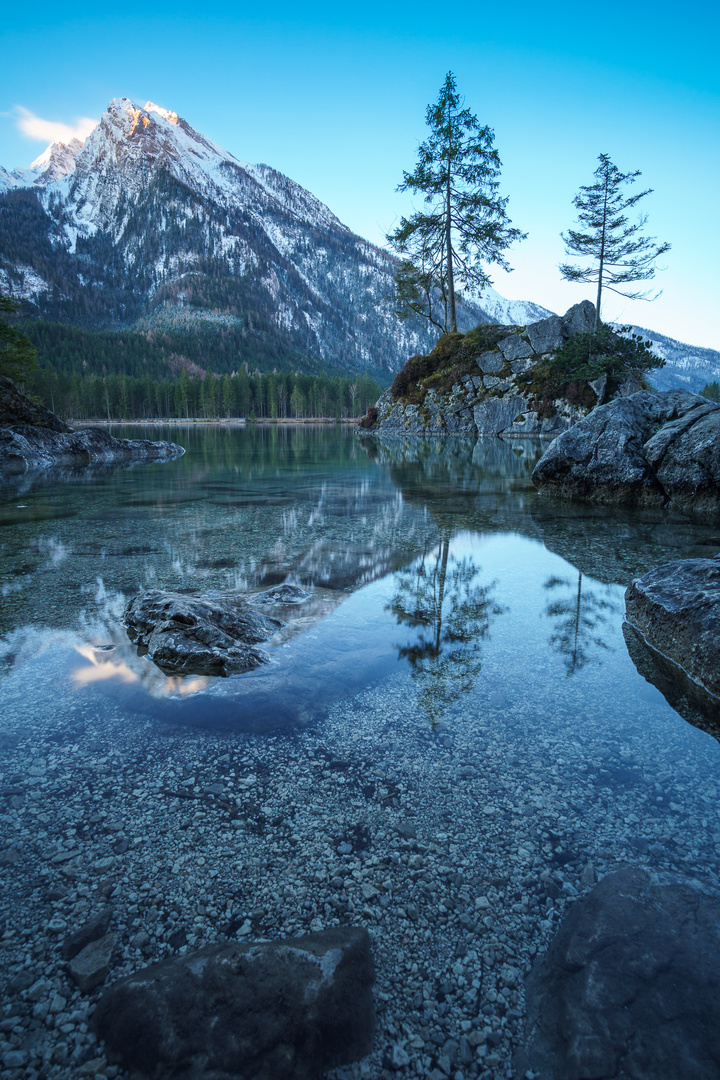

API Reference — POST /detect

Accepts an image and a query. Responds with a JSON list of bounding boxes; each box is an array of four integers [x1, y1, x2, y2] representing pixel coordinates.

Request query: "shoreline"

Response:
[[67, 417, 361, 428]]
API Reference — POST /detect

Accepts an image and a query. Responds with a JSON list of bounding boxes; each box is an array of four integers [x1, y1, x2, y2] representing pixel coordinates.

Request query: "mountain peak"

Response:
[[28, 137, 84, 183], [145, 102, 179, 125]]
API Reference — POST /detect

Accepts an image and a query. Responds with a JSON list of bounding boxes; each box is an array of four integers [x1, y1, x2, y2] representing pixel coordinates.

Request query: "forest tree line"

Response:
[[23, 365, 383, 421], [5, 315, 385, 420]]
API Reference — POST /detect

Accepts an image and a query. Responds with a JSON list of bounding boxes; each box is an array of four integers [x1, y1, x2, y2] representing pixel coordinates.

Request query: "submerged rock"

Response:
[[93, 927, 375, 1080], [124, 590, 282, 676], [516, 867, 720, 1080], [248, 583, 311, 605], [532, 390, 720, 512], [61, 907, 114, 961], [625, 556, 720, 701], [69, 932, 119, 993]]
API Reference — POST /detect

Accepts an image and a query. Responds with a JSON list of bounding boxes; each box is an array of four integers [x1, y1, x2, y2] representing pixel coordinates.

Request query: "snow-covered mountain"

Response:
[[0, 97, 549, 377], [622, 326, 720, 393], [473, 285, 551, 327]]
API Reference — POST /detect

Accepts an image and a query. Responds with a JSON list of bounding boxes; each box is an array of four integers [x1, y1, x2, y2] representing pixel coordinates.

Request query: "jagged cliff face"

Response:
[[0, 98, 552, 377]]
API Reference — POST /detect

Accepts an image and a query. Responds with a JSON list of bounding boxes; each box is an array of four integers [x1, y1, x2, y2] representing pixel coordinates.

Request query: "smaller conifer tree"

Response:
[[560, 154, 670, 330]]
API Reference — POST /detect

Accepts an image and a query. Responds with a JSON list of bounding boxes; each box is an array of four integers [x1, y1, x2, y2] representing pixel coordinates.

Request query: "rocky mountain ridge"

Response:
[[0, 98, 548, 378]]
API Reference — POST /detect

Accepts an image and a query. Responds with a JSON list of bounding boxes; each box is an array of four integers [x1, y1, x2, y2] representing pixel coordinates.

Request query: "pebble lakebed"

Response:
[[2, 660, 720, 1080]]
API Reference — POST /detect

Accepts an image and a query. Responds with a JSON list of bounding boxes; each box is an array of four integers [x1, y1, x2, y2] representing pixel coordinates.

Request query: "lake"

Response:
[[1, 424, 719, 1077]]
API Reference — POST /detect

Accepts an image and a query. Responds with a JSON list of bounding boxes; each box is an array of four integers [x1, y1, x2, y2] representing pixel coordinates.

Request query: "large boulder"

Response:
[[124, 590, 283, 676], [516, 867, 720, 1080], [532, 389, 720, 512], [625, 556, 720, 700], [93, 927, 375, 1080]]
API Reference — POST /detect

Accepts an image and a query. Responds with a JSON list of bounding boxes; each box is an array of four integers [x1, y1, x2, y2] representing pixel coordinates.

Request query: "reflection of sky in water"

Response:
[[0, 426, 718, 743]]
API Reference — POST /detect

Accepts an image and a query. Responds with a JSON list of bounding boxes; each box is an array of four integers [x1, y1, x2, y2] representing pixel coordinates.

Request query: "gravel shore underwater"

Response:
[[2, 654, 720, 1080]]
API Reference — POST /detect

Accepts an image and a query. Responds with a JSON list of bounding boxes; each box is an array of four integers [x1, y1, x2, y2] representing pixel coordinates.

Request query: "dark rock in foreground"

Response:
[[93, 927, 375, 1080], [625, 556, 720, 701], [516, 867, 720, 1080], [124, 589, 283, 675], [532, 389, 720, 513]]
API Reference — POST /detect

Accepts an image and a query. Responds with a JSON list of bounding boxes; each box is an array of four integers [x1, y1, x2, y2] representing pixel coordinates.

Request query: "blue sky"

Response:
[[2, 0, 719, 349]]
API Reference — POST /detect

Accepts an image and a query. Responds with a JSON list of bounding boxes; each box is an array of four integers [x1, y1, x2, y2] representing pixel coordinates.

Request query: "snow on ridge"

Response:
[[144, 102, 179, 125], [0, 264, 51, 300], [0, 166, 22, 192], [476, 285, 555, 325]]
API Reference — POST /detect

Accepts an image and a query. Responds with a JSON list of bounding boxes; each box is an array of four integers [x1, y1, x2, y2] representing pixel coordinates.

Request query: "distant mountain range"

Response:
[[0, 96, 715, 390], [622, 326, 720, 393], [0, 97, 548, 379]]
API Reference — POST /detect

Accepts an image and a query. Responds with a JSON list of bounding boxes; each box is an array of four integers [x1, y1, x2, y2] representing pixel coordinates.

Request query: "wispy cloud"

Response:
[[14, 106, 97, 145]]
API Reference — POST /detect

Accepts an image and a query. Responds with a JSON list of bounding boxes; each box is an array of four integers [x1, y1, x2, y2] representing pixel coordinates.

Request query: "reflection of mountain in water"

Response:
[[0, 436, 440, 639]]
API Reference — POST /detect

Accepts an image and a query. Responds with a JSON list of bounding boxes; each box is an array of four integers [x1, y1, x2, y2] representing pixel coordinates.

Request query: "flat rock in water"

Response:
[[0, 424, 185, 473], [516, 867, 720, 1079], [124, 589, 283, 676], [625, 556, 720, 701], [93, 927, 375, 1080]]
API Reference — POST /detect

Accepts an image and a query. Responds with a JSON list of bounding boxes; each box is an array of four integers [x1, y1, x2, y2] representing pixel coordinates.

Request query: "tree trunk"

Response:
[[446, 105, 457, 334], [595, 172, 610, 331], [434, 534, 451, 654], [572, 572, 582, 672]]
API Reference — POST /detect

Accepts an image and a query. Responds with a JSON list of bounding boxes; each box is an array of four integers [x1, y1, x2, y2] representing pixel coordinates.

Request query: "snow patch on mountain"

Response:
[[0, 264, 51, 300], [474, 285, 555, 326]]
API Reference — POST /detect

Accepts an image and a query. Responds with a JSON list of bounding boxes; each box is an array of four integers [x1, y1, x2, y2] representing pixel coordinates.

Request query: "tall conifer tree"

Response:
[[388, 73, 525, 334]]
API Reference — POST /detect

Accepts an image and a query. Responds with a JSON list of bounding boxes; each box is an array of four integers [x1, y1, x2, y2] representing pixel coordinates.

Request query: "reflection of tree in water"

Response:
[[388, 531, 504, 726], [543, 571, 617, 676]]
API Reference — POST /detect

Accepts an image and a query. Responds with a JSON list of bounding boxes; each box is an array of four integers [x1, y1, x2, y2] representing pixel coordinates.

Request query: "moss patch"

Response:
[[390, 325, 514, 405]]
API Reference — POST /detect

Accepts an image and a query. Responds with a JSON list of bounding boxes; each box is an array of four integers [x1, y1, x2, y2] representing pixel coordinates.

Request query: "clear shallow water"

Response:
[[4, 424, 720, 1080], [0, 424, 719, 746]]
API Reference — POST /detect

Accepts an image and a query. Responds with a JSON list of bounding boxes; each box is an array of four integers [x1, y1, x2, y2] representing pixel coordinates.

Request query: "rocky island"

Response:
[[0, 376, 184, 473], [359, 302, 603, 439]]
